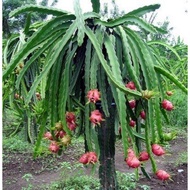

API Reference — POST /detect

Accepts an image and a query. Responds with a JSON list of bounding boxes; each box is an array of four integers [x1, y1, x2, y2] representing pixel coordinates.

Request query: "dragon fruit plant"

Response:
[[3, 0, 187, 189]]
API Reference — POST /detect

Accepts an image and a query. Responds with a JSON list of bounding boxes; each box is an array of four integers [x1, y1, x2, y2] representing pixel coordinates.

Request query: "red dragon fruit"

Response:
[[79, 152, 98, 165], [67, 122, 77, 131], [152, 144, 165, 156], [88, 152, 98, 164], [156, 170, 170, 180], [127, 148, 135, 158], [161, 100, 174, 111], [55, 130, 66, 138], [129, 120, 136, 127], [129, 100, 136, 109], [139, 151, 150, 161], [126, 156, 141, 168], [90, 110, 104, 126], [140, 110, 146, 119], [87, 89, 101, 103], [49, 141, 59, 153], [79, 153, 90, 164], [66, 112, 76, 123], [44, 132, 53, 140], [125, 81, 136, 90]]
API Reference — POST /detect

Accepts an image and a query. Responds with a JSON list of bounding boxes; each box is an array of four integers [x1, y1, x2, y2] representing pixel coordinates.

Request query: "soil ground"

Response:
[[3, 131, 187, 190]]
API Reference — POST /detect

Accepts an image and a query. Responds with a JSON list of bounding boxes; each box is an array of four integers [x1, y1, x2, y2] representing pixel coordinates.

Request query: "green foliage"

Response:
[[47, 175, 100, 190], [21, 173, 34, 190], [40, 161, 99, 190], [117, 172, 150, 189], [42, 170, 150, 190], [165, 89, 187, 127], [22, 173, 34, 182], [116, 172, 136, 190], [175, 152, 187, 166], [149, 41, 187, 88], [3, 106, 23, 137], [3, 134, 33, 153]]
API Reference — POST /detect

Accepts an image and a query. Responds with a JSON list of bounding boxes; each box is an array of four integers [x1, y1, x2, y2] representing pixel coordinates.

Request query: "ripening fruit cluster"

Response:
[[14, 92, 41, 100], [78, 89, 102, 166], [125, 81, 172, 181], [152, 144, 170, 180], [125, 144, 170, 181], [79, 152, 98, 165], [126, 81, 146, 128], [126, 81, 174, 126], [44, 112, 77, 153], [77, 89, 102, 165], [45, 83, 174, 178], [87, 89, 104, 127]]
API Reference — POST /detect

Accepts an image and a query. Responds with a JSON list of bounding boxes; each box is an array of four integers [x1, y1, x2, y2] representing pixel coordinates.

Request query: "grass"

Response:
[[39, 161, 150, 190], [45, 175, 100, 190], [41, 172, 150, 190], [3, 135, 33, 153], [175, 151, 188, 166]]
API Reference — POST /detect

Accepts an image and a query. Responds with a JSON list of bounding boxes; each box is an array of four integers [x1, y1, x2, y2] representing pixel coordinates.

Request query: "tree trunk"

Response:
[[97, 105, 118, 190]]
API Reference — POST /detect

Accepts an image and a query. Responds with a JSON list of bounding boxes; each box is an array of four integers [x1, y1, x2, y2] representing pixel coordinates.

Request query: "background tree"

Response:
[[2, 0, 58, 37], [100, 0, 125, 19], [142, 13, 174, 43]]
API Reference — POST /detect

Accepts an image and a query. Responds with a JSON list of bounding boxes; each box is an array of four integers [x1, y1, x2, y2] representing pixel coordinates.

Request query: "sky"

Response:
[[45, 0, 189, 44]]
